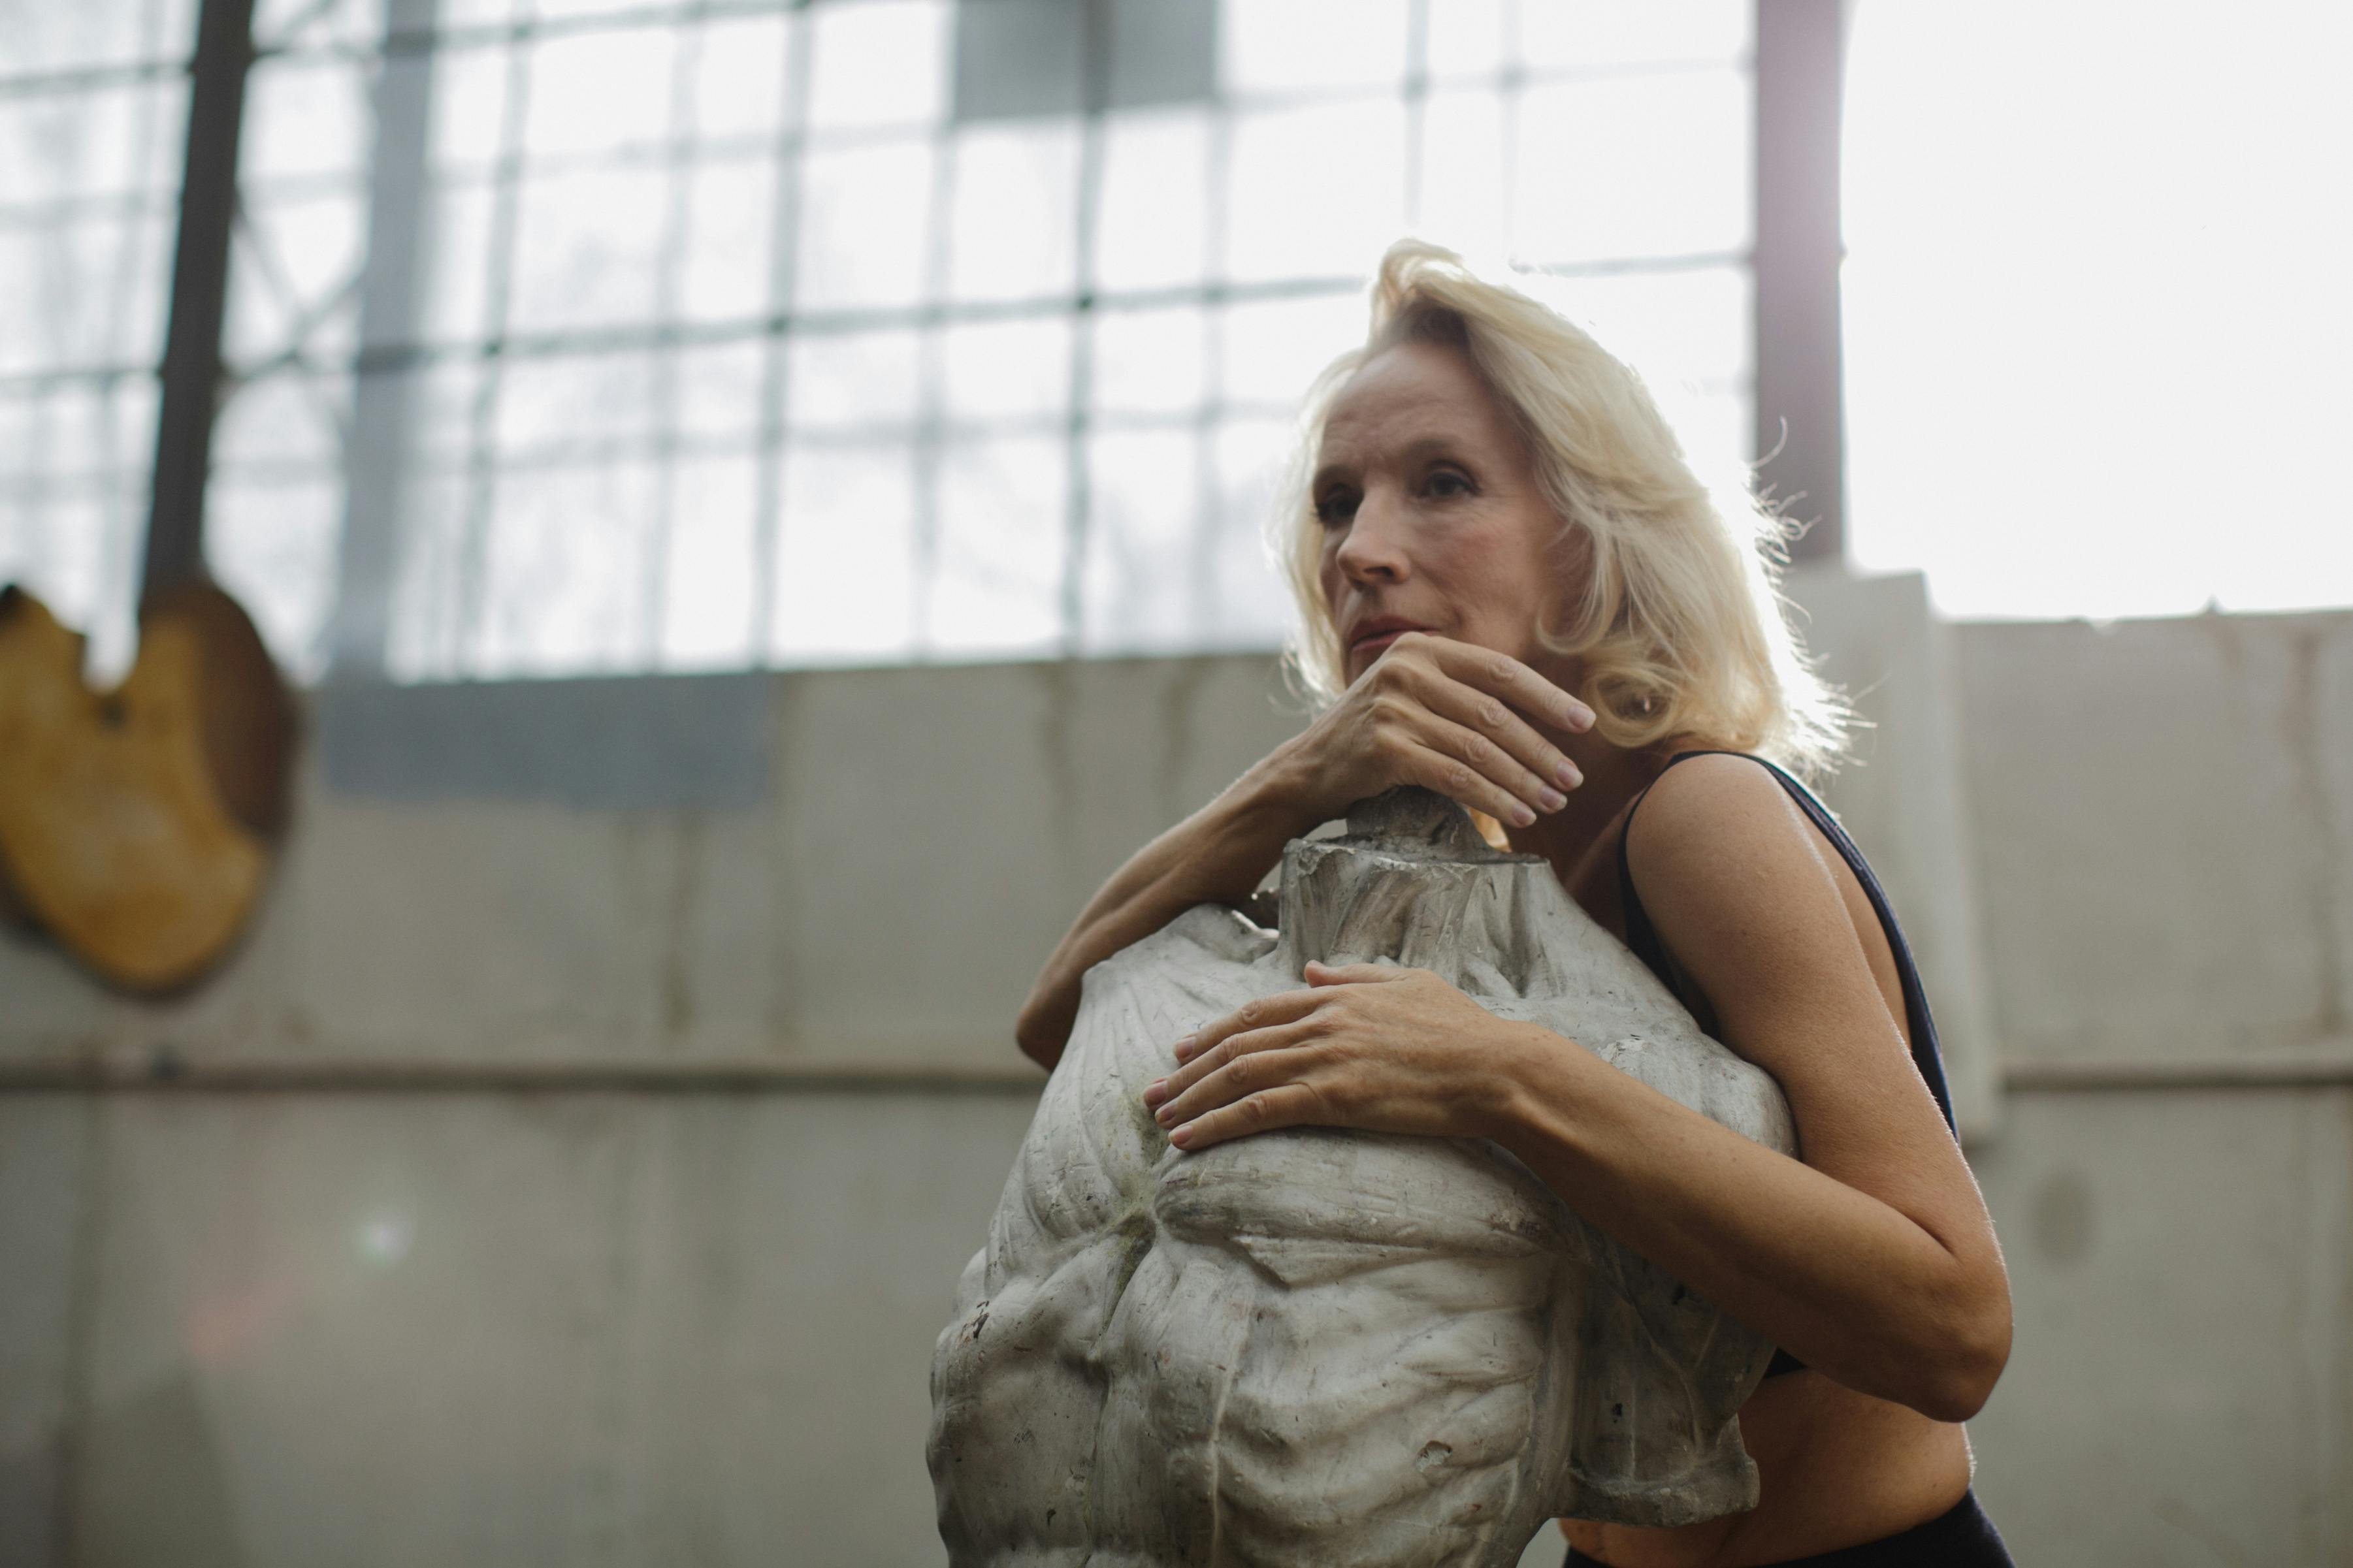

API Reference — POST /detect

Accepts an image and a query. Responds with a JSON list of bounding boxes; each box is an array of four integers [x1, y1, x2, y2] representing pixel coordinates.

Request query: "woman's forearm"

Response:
[[1015, 746, 1322, 1069], [1484, 1026, 2010, 1422]]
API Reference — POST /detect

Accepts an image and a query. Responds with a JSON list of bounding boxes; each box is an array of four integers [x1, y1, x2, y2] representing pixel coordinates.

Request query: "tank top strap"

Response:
[[1613, 749, 1958, 1134]]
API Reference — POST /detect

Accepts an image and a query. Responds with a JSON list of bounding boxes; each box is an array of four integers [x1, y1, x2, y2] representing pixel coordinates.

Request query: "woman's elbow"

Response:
[[1907, 1288, 2013, 1423], [1013, 988, 1069, 1071]]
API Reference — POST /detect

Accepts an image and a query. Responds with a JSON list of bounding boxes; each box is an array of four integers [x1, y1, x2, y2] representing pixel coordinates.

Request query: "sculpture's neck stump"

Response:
[[1274, 788, 1550, 995]]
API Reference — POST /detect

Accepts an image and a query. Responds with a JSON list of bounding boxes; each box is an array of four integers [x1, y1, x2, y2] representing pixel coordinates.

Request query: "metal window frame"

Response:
[[133, 0, 1836, 668]]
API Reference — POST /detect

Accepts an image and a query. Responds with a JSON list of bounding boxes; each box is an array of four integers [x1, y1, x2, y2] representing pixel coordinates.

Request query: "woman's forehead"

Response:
[[1320, 341, 1515, 462]]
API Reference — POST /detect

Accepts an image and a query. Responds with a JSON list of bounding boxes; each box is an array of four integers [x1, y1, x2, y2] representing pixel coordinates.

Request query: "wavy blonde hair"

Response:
[[1274, 240, 1849, 780]]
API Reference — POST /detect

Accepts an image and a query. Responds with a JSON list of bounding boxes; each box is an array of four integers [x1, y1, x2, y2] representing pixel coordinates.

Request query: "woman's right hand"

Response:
[[1268, 633, 1596, 829]]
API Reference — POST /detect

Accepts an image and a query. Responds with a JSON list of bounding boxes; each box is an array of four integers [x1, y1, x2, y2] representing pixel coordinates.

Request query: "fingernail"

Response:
[[1538, 786, 1566, 811], [1570, 703, 1596, 731], [1510, 803, 1536, 827], [1555, 761, 1583, 789], [1169, 1123, 1193, 1148], [1156, 1103, 1178, 1127], [1173, 1035, 1195, 1063], [1143, 1079, 1167, 1106]]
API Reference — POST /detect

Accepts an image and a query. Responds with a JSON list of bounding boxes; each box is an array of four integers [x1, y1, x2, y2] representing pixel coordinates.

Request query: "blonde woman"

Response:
[[1016, 241, 2014, 1567]]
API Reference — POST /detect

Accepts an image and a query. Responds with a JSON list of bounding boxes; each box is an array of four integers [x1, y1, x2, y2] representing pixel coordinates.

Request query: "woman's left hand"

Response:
[[1141, 961, 1534, 1151]]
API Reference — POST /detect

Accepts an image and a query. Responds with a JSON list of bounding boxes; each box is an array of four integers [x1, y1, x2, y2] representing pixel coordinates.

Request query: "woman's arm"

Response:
[[1014, 748, 1319, 1069], [1139, 754, 2011, 1421], [1016, 634, 1595, 1069]]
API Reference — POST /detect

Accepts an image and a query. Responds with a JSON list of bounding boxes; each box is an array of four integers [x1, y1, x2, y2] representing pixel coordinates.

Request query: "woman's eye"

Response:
[[1315, 490, 1359, 525], [1425, 470, 1473, 498]]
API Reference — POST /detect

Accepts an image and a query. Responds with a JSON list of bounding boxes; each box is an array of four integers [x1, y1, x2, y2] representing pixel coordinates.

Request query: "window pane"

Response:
[[495, 348, 659, 459], [0, 80, 187, 206], [943, 315, 1070, 426], [1518, 0, 1749, 70], [794, 140, 935, 311], [221, 188, 366, 369], [508, 167, 670, 332], [383, 466, 471, 682], [213, 368, 350, 475], [0, 216, 176, 376], [690, 12, 796, 144], [787, 328, 922, 433], [1220, 0, 1410, 95], [673, 340, 768, 443], [383, 361, 483, 462], [1, 379, 155, 484], [5, 0, 196, 74], [1424, 0, 1506, 82], [679, 157, 776, 323], [0, 479, 146, 677], [1416, 86, 1508, 260], [1515, 69, 1751, 264], [1538, 264, 1750, 392], [660, 454, 759, 669], [773, 440, 918, 662], [207, 473, 344, 680], [948, 121, 1080, 304], [1845, 0, 2353, 617], [523, 25, 679, 159], [417, 180, 497, 344], [1095, 110, 1210, 295], [1082, 427, 1199, 650], [1209, 415, 1298, 643], [930, 434, 1065, 654], [1217, 291, 1362, 410], [1226, 99, 1407, 283], [428, 44, 512, 179], [252, 0, 382, 51], [242, 57, 370, 184], [475, 460, 659, 674], [805, 0, 949, 134], [1092, 304, 1207, 418]]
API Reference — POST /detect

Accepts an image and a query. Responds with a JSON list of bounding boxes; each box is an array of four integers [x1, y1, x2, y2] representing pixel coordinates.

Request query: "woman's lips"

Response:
[[1349, 624, 1431, 662]]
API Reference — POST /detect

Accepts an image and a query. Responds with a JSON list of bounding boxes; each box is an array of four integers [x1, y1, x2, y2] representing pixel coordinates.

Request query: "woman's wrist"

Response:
[[1225, 733, 1334, 845], [1472, 1019, 1598, 1153]]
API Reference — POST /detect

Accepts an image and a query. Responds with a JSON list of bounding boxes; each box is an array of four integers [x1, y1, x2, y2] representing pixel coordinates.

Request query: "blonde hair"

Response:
[[1274, 240, 1849, 780]]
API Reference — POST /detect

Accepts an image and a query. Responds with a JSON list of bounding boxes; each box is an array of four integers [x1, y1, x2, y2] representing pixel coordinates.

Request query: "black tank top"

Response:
[[1614, 750, 1960, 1377]]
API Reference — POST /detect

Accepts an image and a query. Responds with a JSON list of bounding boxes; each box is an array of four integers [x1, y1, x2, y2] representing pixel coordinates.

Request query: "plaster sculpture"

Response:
[[930, 789, 1796, 1566]]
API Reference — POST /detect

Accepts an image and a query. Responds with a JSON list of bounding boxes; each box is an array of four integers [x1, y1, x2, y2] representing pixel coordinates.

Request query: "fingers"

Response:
[[1410, 667, 1587, 799], [1364, 637, 1588, 822], [1152, 1013, 1320, 1111], [1168, 1081, 1327, 1151], [1420, 636, 1595, 735], [1303, 960, 1404, 985], [1397, 735, 1553, 829], [1150, 1047, 1327, 1150], [1414, 712, 1573, 826], [1172, 989, 1322, 1067]]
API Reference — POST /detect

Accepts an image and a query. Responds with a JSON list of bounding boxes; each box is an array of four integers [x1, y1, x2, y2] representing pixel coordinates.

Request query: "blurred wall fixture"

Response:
[[0, 581, 297, 992]]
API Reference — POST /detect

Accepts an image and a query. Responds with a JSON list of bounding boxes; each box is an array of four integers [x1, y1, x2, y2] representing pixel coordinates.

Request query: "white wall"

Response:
[[3, 606, 2350, 1565]]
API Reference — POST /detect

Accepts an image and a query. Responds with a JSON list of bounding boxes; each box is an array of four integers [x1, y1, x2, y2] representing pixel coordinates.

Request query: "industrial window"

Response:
[[5, 0, 1757, 683], [0, 0, 199, 677]]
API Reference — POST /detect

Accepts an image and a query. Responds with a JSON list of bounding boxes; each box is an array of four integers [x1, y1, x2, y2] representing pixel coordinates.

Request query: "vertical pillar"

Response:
[[327, 0, 442, 677], [141, 0, 255, 595], [1753, 0, 1849, 563]]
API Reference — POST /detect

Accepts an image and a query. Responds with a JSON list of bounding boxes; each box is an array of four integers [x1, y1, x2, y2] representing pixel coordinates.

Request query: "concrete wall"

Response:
[[3, 605, 2350, 1565]]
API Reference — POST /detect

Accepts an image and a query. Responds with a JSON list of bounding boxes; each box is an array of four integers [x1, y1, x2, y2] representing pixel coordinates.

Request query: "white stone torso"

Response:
[[930, 791, 1796, 1566]]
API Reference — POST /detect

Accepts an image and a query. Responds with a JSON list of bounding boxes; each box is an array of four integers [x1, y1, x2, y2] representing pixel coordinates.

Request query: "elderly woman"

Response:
[[1014, 242, 2014, 1568]]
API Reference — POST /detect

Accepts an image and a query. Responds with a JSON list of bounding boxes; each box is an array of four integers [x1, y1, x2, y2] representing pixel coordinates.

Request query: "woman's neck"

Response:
[[1502, 730, 1680, 884]]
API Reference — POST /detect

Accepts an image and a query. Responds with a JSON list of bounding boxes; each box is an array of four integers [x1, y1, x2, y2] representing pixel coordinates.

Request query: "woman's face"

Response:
[[1314, 337, 1570, 686]]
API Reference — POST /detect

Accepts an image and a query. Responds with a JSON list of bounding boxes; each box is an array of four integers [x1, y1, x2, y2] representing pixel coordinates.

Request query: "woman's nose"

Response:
[[1335, 490, 1411, 584]]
